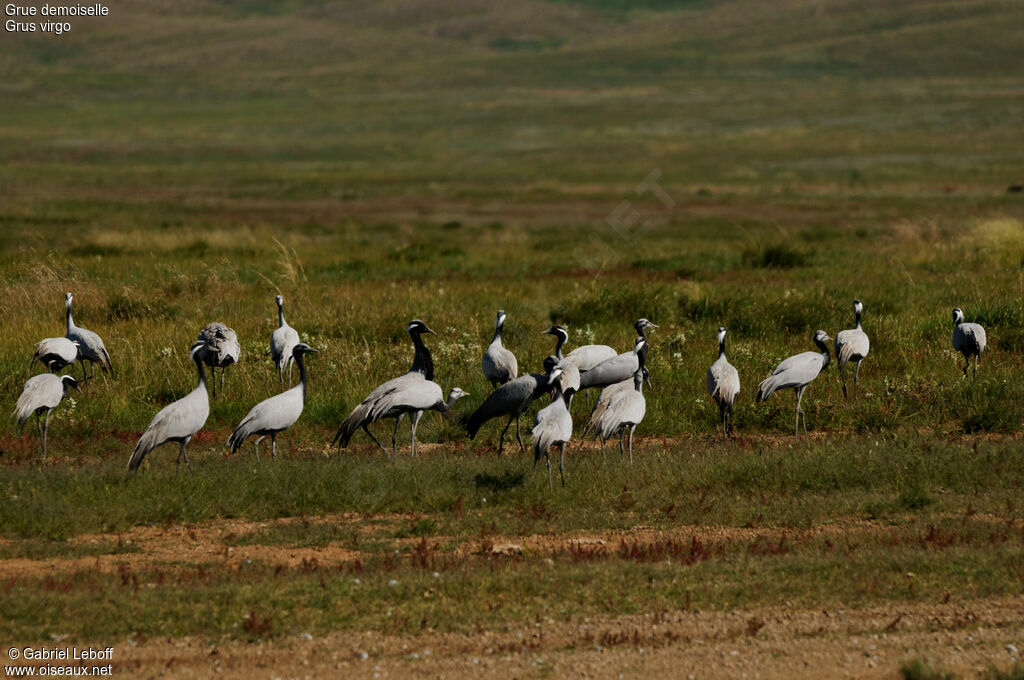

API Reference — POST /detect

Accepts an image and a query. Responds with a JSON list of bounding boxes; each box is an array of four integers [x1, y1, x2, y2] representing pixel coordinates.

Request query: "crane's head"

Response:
[[407, 319, 435, 336], [494, 310, 506, 329], [541, 325, 568, 343], [547, 367, 564, 387], [189, 340, 219, 361], [447, 387, 470, 401], [65, 292, 73, 308], [717, 326, 727, 344], [952, 308, 964, 324], [813, 329, 831, 352], [275, 294, 284, 307], [642, 366, 652, 389], [291, 342, 319, 357], [541, 354, 559, 374], [634, 318, 658, 333], [853, 299, 863, 315], [60, 375, 79, 392]]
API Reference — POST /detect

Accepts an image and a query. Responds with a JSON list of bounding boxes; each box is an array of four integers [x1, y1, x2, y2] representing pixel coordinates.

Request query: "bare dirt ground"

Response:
[[4, 515, 1022, 679]]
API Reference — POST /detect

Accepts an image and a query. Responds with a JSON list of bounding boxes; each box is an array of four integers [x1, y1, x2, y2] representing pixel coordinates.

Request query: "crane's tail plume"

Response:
[[756, 377, 779, 404], [128, 435, 157, 473]]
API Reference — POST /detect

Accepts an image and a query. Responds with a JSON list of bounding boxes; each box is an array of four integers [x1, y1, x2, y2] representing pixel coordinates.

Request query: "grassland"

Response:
[[2, 0, 1024, 676]]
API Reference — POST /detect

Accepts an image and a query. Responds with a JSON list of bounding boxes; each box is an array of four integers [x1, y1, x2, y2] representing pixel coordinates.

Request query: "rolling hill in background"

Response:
[[1, 0, 1022, 218]]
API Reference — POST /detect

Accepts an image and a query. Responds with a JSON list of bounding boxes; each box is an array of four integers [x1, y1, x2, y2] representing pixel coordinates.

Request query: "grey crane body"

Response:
[[466, 356, 559, 455], [128, 341, 216, 472], [587, 368, 646, 464], [706, 327, 740, 435], [835, 300, 870, 398], [14, 374, 78, 458], [270, 295, 301, 389], [757, 330, 831, 436], [532, 369, 573, 491], [368, 383, 469, 456], [952, 308, 986, 379], [31, 337, 79, 373], [333, 320, 436, 455], [578, 337, 646, 390], [228, 343, 318, 461], [482, 310, 518, 387], [196, 322, 240, 397], [65, 293, 112, 380], [542, 325, 581, 404]]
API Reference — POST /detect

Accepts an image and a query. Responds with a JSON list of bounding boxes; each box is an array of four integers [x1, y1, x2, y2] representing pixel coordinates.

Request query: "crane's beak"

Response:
[[644, 374, 653, 389]]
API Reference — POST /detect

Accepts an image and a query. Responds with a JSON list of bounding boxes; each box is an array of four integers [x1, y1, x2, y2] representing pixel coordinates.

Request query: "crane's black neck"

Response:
[[194, 354, 208, 387], [814, 338, 831, 368], [855, 308, 862, 330], [66, 305, 74, 332], [278, 303, 286, 328], [296, 350, 309, 400], [410, 332, 434, 380], [551, 331, 566, 359], [718, 336, 726, 359], [636, 335, 649, 365], [491, 324, 503, 345]]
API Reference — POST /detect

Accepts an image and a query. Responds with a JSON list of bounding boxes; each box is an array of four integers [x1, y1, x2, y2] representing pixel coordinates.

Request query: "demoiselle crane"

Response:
[[952, 308, 986, 379], [706, 327, 740, 435], [227, 343, 318, 460], [332, 320, 435, 455], [482, 309, 518, 387], [128, 340, 218, 473], [466, 356, 559, 455], [14, 374, 78, 458], [65, 293, 112, 380], [533, 367, 573, 491], [196, 322, 240, 397], [270, 295, 301, 389], [756, 330, 831, 436], [30, 337, 78, 373], [835, 299, 870, 398]]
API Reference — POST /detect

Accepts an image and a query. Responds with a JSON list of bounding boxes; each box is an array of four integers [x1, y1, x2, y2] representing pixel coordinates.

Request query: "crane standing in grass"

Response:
[[757, 330, 832, 437], [952, 307, 986, 379], [65, 293, 112, 380], [706, 327, 740, 436], [196, 322, 240, 397], [586, 360, 648, 464], [128, 341, 218, 473], [30, 337, 78, 374], [332, 320, 436, 455], [228, 343, 319, 461], [270, 295, 301, 389], [466, 356, 560, 455], [14, 374, 79, 458], [533, 366, 573, 491], [482, 309, 518, 388], [835, 299, 870, 398]]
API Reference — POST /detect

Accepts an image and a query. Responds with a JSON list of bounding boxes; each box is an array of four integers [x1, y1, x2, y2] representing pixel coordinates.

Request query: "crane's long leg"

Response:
[[599, 436, 606, 462], [271, 433, 277, 459], [42, 410, 51, 459], [411, 410, 424, 456], [220, 367, 226, 396], [81, 360, 88, 382], [546, 451, 553, 492], [628, 425, 635, 465], [559, 443, 566, 487], [794, 386, 805, 437], [962, 357, 969, 378], [497, 413, 515, 455], [391, 418, 400, 454], [839, 363, 848, 399], [854, 360, 862, 397], [176, 437, 193, 474], [618, 428, 625, 460], [515, 415, 525, 456], [288, 359, 294, 388], [973, 355, 978, 380], [254, 436, 264, 461], [362, 424, 390, 457]]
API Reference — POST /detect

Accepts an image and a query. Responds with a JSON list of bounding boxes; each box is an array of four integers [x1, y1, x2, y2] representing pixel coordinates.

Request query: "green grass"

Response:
[[1, 0, 1024, 650]]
